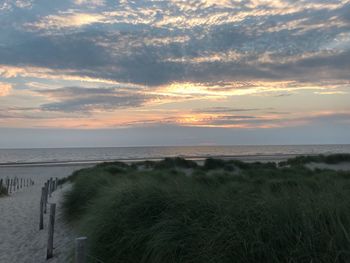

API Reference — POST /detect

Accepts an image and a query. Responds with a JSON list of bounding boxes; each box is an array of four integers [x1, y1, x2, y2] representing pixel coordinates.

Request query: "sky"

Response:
[[0, 0, 349, 148]]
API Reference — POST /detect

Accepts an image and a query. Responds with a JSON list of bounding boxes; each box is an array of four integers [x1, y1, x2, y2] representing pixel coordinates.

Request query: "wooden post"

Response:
[[43, 183, 48, 214], [46, 203, 56, 259], [9, 179, 12, 193], [55, 178, 58, 192], [75, 237, 87, 263], [52, 179, 55, 193], [39, 187, 45, 230], [0, 179, 4, 195], [6, 178, 9, 193], [48, 178, 52, 198]]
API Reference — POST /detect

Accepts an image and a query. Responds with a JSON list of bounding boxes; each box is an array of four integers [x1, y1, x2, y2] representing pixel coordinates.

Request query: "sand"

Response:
[[0, 165, 91, 263]]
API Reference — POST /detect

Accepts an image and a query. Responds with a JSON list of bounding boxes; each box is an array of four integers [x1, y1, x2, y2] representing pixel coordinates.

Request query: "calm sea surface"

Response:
[[0, 145, 350, 166]]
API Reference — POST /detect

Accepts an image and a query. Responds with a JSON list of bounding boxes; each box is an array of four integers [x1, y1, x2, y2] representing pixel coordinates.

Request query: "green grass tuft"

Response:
[[280, 153, 350, 167]]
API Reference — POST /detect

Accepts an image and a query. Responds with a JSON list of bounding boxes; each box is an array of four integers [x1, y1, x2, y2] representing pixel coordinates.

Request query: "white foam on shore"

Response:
[[0, 165, 91, 263]]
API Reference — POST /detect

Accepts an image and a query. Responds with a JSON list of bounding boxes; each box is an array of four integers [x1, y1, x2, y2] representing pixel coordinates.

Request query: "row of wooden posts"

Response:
[[39, 177, 91, 263], [0, 177, 34, 194], [39, 177, 59, 259]]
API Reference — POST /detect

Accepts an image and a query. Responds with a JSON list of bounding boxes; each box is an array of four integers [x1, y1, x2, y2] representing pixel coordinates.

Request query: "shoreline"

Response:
[[0, 153, 318, 167]]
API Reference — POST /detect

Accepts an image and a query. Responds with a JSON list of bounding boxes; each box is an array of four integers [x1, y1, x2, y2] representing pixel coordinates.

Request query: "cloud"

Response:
[[0, 82, 12, 96], [192, 107, 263, 113], [74, 0, 105, 7], [0, 0, 349, 87], [118, 110, 350, 129], [0, 0, 349, 134], [26, 11, 108, 30], [36, 86, 163, 112], [0, 64, 124, 85], [0, 0, 33, 11], [156, 80, 350, 99]]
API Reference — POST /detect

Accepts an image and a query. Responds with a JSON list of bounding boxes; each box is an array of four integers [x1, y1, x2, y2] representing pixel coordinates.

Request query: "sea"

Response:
[[0, 145, 350, 166]]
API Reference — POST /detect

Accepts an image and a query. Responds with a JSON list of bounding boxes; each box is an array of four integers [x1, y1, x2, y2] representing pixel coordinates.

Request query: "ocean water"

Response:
[[0, 145, 350, 166]]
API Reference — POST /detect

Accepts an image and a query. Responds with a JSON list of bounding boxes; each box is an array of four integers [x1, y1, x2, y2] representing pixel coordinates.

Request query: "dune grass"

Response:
[[63, 155, 350, 263], [280, 153, 350, 167]]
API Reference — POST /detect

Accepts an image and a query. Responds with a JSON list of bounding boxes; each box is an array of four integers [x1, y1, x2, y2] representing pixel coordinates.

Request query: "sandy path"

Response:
[[0, 165, 91, 263]]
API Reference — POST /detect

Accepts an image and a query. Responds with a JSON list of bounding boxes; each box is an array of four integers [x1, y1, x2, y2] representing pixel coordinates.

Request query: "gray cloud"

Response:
[[0, 0, 349, 86], [37, 86, 154, 112], [192, 107, 264, 113], [0, 109, 51, 119]]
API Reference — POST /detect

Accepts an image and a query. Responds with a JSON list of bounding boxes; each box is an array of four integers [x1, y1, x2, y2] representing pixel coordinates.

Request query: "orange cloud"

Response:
[[153, 80, 349, 100], [0, 82, 12, 96]]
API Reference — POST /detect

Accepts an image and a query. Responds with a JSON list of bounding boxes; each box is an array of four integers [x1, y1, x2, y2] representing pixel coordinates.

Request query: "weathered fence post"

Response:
[[9, 179, 12, 193], [48, 178, 52, 198], [43, 182, 48, 214], [39, 187, 45, 230], [0, 179, 4, 195], [6, 178, 9, 193], [46, 203, 56, 259], [52, 179, 55, 193], [75, 237, 87, 263], [55, 177, 58, 192]]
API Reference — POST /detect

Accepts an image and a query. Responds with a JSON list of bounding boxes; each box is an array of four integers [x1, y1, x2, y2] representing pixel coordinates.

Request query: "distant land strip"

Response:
[[0, 153, 318, 167]]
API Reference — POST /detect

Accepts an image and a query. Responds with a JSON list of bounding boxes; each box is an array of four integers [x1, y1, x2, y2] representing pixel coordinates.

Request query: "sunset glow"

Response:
[[0, 0, 349, 146]]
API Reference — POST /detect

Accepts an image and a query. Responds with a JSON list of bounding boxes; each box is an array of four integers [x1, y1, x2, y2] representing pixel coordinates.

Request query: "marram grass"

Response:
[[63, 155, 350, 263]]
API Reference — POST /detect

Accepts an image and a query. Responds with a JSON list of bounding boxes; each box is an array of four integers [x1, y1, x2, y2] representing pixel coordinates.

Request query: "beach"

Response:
[[0, 165, 91, 263], [2, 154, 350, 263]]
